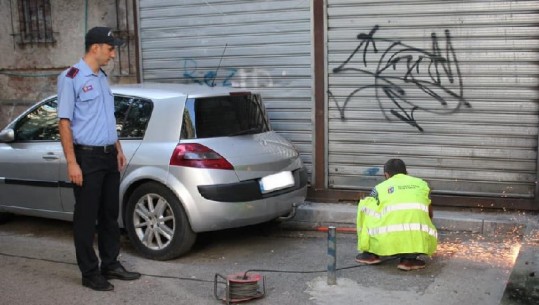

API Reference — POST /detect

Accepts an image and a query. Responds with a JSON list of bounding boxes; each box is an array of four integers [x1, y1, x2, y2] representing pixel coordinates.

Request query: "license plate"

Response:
[[259, 171, 295, 194]]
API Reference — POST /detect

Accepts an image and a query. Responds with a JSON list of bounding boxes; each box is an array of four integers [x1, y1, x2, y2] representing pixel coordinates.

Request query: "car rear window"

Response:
[[181, 93, 271, 139]]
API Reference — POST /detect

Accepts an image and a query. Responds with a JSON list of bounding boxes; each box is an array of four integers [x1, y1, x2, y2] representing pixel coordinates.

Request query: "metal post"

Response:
[[327, 226, 337, 285]]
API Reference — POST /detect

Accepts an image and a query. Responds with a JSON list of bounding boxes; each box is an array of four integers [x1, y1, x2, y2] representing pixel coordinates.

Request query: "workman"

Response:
[[57, 26, 140, 291], [355, 159, 437, 270]]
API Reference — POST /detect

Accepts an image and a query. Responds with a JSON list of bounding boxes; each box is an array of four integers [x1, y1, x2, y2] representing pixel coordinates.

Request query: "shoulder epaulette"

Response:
[[66, 67, 79, 79]]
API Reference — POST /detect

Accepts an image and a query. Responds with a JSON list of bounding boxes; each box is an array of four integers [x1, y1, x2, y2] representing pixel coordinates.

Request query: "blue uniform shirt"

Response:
[[57, 59, 118, 146]]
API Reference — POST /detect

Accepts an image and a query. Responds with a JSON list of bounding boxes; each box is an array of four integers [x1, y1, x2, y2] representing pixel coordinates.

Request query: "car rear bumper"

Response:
[[163, 164, 308, 233], [190, 184, 307, 232], [187, 168, 308, 232], [197, 168, 308, 202]]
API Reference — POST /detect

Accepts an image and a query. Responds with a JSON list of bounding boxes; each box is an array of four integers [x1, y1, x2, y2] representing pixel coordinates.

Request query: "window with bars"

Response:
[[16, 0, 55, 44]]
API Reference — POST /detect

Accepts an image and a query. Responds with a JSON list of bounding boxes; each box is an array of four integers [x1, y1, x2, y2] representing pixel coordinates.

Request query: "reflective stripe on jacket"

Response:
[[356, 174, 437, 256]]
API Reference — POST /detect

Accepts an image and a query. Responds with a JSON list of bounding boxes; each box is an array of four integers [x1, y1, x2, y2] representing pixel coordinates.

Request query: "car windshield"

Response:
[[181, 93, 271, 139]]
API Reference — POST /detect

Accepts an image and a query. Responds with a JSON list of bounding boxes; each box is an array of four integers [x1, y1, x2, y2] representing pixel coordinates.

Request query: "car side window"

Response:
[[180, 99, 196, 139], [15, 99, 59, 141], [114, 95, 153, 139]]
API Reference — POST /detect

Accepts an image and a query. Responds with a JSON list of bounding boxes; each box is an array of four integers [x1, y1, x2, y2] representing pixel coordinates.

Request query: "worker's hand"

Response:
[[68, 162, 83, 186], [117, 150, 127, 172]]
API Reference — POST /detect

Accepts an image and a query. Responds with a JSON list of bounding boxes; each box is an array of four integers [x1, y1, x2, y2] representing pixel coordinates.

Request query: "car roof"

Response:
[[111, 82, 251, 100]]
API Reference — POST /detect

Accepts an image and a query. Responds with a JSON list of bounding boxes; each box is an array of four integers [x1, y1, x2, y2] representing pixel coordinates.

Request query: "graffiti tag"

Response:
[[181, 59, 276, 89], [182, 59, 237, 87], [329, 25, 471, 132]]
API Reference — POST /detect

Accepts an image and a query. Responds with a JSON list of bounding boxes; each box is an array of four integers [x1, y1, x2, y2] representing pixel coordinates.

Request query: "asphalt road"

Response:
[[0, 215, 522, 305]]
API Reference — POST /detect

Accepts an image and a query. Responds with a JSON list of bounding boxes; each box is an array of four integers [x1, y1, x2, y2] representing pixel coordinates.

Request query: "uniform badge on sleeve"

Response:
[[66, 67, 79, 79], [82, 85, 93, 92]]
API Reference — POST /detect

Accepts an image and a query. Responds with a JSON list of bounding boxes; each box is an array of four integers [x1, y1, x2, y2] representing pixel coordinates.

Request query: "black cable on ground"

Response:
[[0, 251, 213, 283], [0, 251, 398, 284], [0, 251, 78, 266], [242, 257, 399, 278], [138, 273, 214, 283]]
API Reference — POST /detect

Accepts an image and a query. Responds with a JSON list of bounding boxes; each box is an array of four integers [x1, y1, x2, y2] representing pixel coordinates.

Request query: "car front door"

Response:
[[58, 94, 153, 214], [0, 98, 64, 214]]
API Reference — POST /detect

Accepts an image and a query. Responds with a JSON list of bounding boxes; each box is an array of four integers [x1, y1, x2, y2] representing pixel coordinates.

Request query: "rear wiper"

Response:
[[228, 127, 261, 136]]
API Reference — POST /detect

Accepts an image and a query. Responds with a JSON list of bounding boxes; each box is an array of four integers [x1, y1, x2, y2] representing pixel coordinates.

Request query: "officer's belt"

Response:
[[74, 144, 116, 153]]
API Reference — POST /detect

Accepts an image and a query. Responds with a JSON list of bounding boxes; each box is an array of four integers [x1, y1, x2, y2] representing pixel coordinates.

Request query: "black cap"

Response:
[[85, 26, 124, 47]]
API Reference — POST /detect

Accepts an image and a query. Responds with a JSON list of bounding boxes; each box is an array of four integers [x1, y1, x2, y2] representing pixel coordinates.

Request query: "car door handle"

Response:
[[42, 152, 59, 160]]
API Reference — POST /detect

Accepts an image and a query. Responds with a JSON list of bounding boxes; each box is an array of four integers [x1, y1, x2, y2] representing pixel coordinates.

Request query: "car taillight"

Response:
[[169, 143, 234, 170]]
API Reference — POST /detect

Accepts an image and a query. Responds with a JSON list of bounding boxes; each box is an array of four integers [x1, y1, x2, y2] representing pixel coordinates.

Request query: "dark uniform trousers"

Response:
[[73, 146, 121, 277]]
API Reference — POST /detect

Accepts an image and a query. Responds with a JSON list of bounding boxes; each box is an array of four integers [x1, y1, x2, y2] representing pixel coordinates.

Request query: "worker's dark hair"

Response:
[[384, 159, 407, 177]]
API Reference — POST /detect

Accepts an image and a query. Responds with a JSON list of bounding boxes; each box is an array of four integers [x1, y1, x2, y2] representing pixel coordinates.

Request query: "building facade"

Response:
[[137, 0, 539, 209], [0, 0, 137, 127], [1, 0, 538, 209]]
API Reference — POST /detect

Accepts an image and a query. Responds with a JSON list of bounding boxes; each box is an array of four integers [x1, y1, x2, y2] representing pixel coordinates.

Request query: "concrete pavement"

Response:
[[0, 214, 527, 305], [500, 223, 539, 304], [284, 201, 539, 304], [0, 201, 537, 304]]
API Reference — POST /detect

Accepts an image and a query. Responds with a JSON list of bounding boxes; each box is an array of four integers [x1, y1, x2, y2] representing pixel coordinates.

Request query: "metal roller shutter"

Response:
[[327, 0, 539, 198], [138, 0, 314, 174]]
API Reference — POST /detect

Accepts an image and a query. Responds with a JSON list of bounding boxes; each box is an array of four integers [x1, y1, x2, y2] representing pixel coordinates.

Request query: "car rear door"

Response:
[[0, 98, 63, 212]]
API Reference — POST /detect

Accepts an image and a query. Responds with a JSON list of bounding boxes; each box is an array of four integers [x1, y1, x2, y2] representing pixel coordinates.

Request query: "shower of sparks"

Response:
[[435, 232, 523, 269]]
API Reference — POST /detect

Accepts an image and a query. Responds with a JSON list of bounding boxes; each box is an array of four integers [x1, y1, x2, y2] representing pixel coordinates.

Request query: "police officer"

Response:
[[57, 26, 140, 291]]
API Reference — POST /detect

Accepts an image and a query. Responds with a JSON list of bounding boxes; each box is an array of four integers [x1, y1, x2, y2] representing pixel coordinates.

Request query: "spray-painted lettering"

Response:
[[182, 59, 274, 88], [182, 59, 237, 87], [329, 25, 471, 132]]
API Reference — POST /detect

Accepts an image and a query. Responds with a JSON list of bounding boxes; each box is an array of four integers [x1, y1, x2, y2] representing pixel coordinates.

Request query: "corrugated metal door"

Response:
[[138, 0, 314, 174], [327, 0, 539, 198]]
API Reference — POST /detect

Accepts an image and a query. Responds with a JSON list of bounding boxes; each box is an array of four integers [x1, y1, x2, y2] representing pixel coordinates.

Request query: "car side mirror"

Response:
[[0, 128, 15, 143]]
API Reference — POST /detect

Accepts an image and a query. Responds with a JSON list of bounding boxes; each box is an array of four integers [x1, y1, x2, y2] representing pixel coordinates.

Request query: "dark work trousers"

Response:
[[400, 253, 420, 259], [73, 147, 121, 277]]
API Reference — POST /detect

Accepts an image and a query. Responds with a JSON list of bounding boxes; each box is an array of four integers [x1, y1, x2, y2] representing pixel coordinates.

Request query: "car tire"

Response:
[[0, 212, 12, 224], [125, 182, 196, 260]]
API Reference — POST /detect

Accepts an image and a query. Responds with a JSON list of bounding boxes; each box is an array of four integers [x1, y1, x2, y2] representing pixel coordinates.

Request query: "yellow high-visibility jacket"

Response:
[[357, 174, 437, 256]]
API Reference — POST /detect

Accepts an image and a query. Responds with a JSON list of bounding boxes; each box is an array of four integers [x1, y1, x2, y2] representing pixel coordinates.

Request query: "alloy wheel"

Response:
[[132, 193, 176, 250]]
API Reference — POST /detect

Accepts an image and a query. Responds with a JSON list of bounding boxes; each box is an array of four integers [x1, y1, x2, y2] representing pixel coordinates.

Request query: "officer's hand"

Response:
[[68, 162, 83, 186], [117, 151, 127, 172]]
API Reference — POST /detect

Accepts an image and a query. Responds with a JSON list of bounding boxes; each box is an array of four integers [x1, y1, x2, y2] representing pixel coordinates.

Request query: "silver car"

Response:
[[0, 83, 307, 260]]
